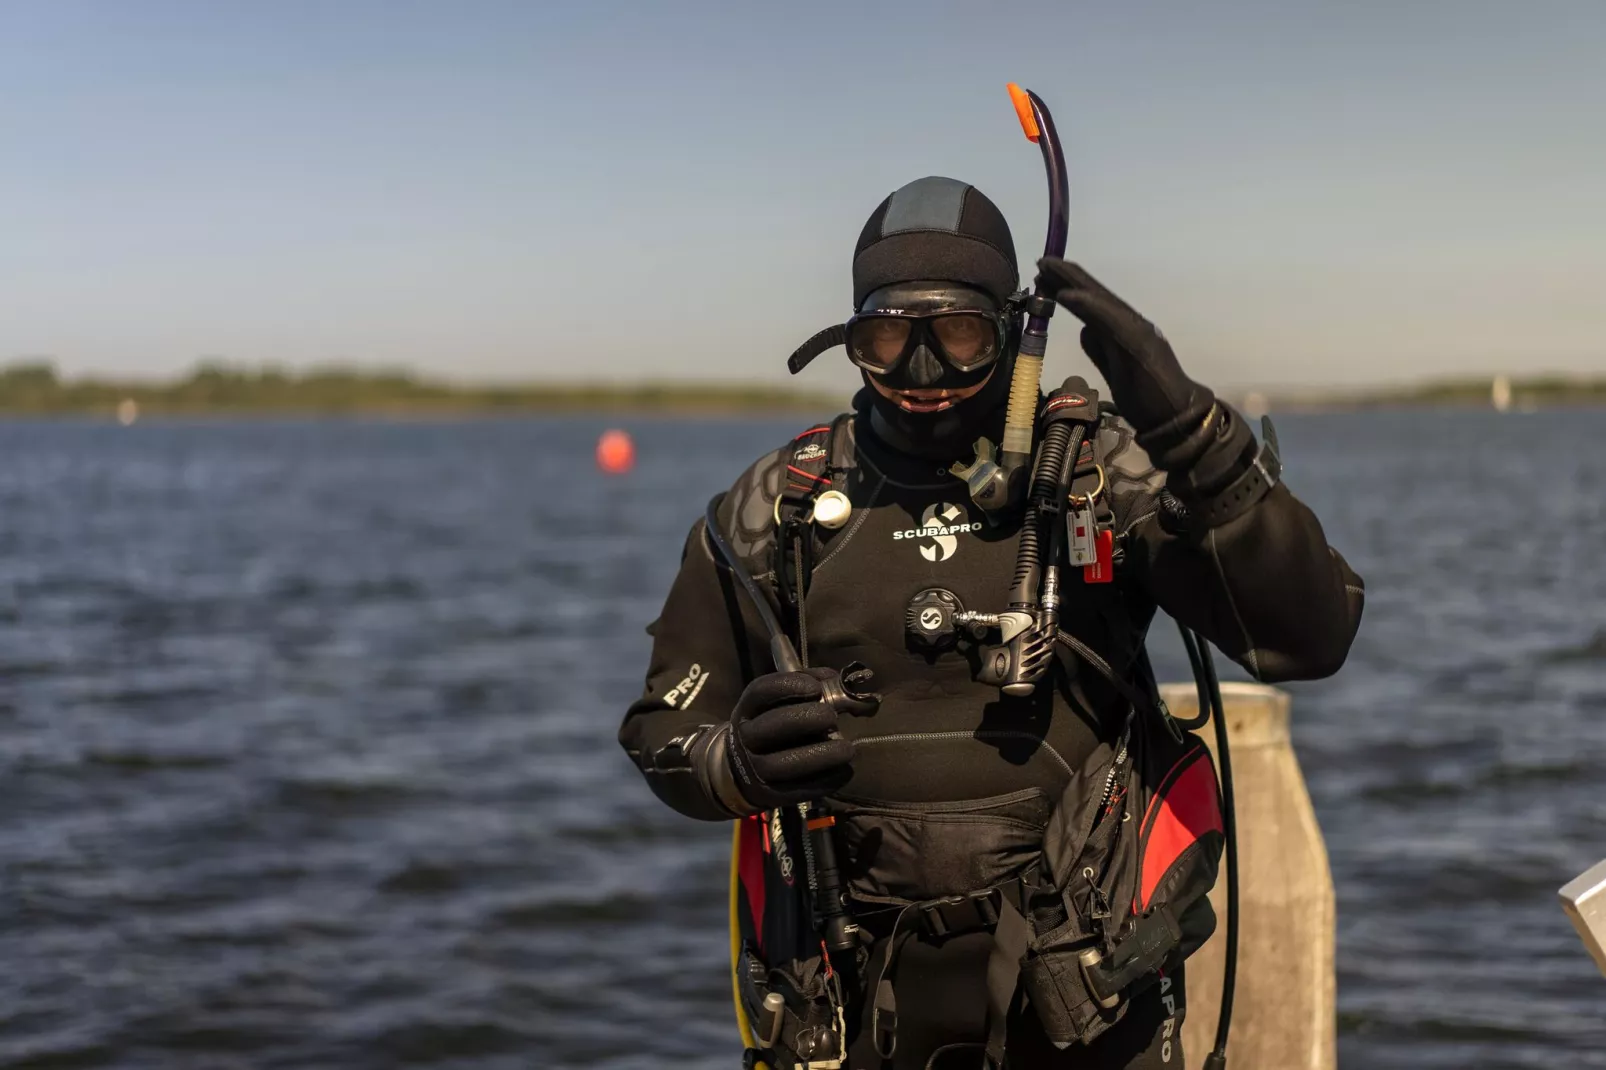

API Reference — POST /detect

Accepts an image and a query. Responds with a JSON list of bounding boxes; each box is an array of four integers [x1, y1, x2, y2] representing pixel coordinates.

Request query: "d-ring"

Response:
[[1068, 463, 1106, 507]]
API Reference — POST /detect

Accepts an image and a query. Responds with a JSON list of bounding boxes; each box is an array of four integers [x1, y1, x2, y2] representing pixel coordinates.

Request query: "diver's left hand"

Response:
[[1035, 258, 1214, 439]]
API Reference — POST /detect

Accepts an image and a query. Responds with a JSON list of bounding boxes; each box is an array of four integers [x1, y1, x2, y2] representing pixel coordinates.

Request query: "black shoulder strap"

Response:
[[776, 422, 835, 521], [772, 414, 853, 666]]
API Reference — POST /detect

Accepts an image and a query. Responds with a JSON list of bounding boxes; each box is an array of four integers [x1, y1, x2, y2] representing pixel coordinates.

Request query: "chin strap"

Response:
[[787, 324, 848, 375]]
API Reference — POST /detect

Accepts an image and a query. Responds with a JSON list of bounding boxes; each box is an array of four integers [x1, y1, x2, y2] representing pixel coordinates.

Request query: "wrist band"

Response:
[[1192, 436, 1282, 529]]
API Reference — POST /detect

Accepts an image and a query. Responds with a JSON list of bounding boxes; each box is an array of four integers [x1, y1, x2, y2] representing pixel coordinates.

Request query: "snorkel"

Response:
[[949, 84, 1070, 517], [940, 84, 1085, 696]]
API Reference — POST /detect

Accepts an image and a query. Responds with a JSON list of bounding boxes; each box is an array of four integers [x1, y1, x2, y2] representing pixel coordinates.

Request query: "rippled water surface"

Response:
[[1, 410, 1603, 1069]]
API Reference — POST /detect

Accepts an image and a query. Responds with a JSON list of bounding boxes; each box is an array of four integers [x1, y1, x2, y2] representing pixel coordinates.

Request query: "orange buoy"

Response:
[[596, 429, 635, 474]]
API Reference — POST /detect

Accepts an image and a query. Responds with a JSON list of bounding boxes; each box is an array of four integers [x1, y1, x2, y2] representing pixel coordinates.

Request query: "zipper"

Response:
[[1097, 730, 1130, 815]]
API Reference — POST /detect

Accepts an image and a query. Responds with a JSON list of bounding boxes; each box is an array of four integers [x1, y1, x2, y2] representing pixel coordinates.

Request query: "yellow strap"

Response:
[[729, 820, 768, 1067]]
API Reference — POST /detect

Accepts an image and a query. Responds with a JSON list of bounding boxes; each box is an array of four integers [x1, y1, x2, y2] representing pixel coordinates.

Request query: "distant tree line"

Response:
[[0, 360, 846, 415], [1, 360, 1601, 417]]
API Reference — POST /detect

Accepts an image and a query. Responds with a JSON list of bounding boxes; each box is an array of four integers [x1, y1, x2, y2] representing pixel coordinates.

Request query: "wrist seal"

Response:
[[702, 723, 762, 817], [646, 723, 760, 819]]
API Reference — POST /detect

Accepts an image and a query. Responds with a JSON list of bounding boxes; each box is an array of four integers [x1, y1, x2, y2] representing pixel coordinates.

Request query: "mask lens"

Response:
[[847, 316, 912, 370], [930, 313, 999, 369]]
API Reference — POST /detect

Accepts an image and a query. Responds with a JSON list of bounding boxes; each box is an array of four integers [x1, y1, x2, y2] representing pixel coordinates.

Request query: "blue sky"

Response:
[[2, 1, 1602, 391]]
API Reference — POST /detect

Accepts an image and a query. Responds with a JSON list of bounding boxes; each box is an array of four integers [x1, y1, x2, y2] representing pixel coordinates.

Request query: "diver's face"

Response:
[[850, 281, 1008, 415]]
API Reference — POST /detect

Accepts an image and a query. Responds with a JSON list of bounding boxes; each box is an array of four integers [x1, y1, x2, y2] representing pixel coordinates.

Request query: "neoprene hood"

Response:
[[853, 177, 1019, 307]]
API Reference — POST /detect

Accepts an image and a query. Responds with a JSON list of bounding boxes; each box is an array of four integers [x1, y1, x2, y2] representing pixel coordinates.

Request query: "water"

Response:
[[0, 410, 1602, 1069]]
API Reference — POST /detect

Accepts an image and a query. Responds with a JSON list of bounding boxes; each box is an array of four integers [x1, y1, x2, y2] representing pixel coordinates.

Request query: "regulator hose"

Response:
[[1007, 419, 1076, 609], [1038, 422, 1088, 627]]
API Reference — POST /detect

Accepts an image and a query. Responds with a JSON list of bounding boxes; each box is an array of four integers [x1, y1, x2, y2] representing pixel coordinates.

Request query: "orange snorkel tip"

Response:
[[1007, 82, 1040, 143]]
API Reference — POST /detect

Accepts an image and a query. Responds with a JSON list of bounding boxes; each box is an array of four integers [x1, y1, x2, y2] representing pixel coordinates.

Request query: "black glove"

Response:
[[1036, 258, 1256, 501], [1034, 258, 1213, 440], [725, 666, 877, 810]]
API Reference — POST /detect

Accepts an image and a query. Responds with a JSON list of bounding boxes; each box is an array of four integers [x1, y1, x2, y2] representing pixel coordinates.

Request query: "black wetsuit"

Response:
[[619, 402, 1364, 1069]]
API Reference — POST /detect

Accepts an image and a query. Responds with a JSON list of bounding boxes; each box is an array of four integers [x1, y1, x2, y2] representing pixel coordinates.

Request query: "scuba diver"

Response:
[[619, 89, 1363, 1070]]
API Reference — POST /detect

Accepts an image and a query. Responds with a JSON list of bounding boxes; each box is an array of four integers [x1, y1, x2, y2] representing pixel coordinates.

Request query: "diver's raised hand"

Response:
[[1037, 257, 1264, 509], [1034, 258, 1215, 443]]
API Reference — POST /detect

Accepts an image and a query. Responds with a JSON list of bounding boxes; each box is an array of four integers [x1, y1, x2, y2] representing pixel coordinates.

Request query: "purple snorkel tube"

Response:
[[951, 84, 1071, 516], [1003, 84, 1070, 465]]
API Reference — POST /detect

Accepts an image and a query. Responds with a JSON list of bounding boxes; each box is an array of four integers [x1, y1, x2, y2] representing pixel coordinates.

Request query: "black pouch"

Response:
[[736, 942, 846, 1070], [830, 787, 1053, 906], [1017, 726, 1136, 1045], [1018, 714, 1223, 1048]]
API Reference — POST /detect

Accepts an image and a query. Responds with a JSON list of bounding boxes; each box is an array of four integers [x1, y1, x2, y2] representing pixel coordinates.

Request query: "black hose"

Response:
[[1175, 625, 1238, 1069], [704, 493, 801, 674], [704, 494, 859, 974], [1039, 424, 1087, 601], [1055, 425, 1086, 500], [1173, 628, 1211, 730], [1008, 420, 1077, 608], [1029, 420, 1075, 507], [1008, 498, 1043, 609]]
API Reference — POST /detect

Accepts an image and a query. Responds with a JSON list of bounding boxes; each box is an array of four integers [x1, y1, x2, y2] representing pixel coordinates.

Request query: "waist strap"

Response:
[[913, 879, 1026, 938], [866, 876, 1035, 1060]]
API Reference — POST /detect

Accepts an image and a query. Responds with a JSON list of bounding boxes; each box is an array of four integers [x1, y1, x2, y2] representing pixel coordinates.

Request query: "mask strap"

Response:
[[787, 324, 848, 375]]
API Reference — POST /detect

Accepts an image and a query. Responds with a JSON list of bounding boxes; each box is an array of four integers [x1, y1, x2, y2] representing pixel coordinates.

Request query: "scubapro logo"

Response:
[[1159, 973, 1176, 1062], [892, 502, 981, 562]]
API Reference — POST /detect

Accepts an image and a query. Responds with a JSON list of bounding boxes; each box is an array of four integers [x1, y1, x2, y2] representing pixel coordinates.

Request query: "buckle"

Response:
[[920, 889, 1002, 937], [976, 889, 1001, 928], [919, 898, 954, 937], [874, 1009, 898, 1058]]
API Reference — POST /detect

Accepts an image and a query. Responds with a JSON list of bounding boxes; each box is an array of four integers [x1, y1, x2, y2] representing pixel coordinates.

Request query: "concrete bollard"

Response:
[[1159, 682, 1337, 1070], [1560, 858, 1606, 977]]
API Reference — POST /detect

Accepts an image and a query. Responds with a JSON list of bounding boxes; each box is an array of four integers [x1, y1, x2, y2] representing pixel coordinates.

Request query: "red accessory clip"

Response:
[[1083, 528, 1114, 584]]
